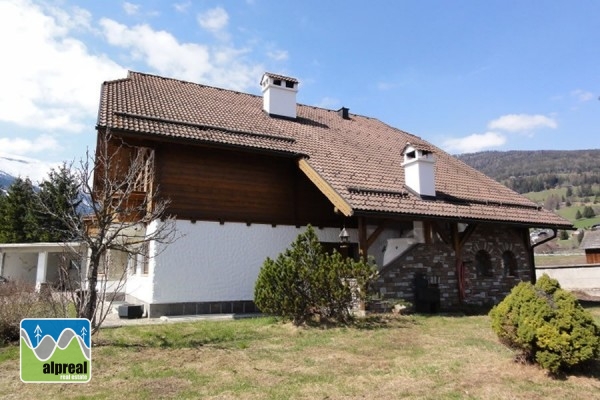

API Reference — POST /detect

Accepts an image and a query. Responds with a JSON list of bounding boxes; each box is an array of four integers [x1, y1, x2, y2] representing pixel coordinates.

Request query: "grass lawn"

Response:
[[2, 312, 600, 399]]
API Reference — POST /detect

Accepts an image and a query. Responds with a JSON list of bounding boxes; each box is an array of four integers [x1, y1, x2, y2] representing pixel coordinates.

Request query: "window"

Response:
[[285, 80, 295, 88], [502, 250, 517, 277], [475, 250, 493, 277], [273, 79, 282, 86], [136, 242, 150, 275]]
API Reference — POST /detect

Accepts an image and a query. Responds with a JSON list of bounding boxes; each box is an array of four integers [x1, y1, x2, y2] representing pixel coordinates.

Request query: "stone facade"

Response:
[[374, 224, 531, 309]]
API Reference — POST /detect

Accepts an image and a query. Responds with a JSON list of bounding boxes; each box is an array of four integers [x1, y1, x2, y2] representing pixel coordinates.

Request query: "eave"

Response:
[[298, 158, 353, 217]]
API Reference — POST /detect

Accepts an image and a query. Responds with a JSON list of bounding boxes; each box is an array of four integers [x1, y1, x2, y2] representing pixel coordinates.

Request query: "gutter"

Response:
[[531, 228, 558, 250], [529, 228, 557, 284]]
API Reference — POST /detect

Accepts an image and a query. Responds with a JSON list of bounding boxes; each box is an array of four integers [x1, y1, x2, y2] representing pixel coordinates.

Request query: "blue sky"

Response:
[[0, 0, 598, 181]]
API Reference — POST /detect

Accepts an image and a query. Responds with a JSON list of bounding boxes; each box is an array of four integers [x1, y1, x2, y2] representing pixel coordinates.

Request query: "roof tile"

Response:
[[97, 71, 572, 228]]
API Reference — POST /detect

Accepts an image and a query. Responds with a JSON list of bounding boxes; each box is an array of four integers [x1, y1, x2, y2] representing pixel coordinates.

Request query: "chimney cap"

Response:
[[401, 142, 434, 155], [261, 72, 299, 85]]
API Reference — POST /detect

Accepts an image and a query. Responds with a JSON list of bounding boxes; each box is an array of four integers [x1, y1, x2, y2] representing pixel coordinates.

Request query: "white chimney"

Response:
[[261, 72, 298, 119], [402, 143, 436, 197]]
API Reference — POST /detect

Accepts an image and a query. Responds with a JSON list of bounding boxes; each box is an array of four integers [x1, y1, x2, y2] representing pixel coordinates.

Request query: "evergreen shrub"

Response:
[[254, 226, 377, 325], [489, 274, 600, 374]]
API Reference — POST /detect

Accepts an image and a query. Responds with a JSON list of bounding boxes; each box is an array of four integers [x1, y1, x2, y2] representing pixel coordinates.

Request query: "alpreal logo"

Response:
[[20, 318, 91, 383]]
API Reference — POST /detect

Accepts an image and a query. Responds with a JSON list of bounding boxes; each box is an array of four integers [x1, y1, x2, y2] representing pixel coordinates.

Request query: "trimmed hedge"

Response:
[[489, 274, 600, 374]]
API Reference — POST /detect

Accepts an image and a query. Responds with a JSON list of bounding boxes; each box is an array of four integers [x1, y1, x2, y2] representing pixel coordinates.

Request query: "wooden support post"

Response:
[[451, 223, 465, 304], [358, 216, 368, 260]]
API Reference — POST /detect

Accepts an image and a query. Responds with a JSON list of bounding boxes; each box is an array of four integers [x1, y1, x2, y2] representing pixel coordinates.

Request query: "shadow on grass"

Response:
[[351, 314, 420, 330], [297, 313, 419, 330], [550, 359, 600, 381], [579, 300, 600, 309]]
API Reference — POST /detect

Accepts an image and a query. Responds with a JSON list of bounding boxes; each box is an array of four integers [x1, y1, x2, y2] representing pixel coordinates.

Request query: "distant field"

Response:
[[556, 206, 600, 229], [523, 187, 567, 203], [535, 253, 587, 266]]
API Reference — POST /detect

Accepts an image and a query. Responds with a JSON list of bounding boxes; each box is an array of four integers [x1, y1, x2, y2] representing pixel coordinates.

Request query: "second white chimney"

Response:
[[402, 143, 436, 197], [261, 72, 298, 119]]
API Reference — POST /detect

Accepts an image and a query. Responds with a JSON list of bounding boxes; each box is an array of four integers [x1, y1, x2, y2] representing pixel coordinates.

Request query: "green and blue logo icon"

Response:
[[20, 318, 91, 383]]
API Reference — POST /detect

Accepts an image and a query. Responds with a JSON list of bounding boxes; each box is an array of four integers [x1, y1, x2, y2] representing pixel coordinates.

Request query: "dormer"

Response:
[[402, 143, 436, 198], [261, 72, 298, 119]]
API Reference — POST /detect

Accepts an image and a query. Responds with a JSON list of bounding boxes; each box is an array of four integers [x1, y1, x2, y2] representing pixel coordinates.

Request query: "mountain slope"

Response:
[[457, 149, 600, 193]]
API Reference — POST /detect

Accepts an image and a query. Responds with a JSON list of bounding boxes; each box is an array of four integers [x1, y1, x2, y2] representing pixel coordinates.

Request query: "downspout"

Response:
[[528, 228, 557, 284]]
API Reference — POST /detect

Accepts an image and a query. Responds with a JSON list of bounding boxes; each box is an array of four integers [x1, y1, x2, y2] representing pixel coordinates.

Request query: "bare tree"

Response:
[[39, 130, 177, 332]]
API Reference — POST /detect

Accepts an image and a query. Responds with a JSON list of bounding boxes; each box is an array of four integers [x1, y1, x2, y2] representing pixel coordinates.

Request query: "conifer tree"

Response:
[[0, 178, 38, 243], [36, 163, 82, 242], [582, 205, 595, 219]]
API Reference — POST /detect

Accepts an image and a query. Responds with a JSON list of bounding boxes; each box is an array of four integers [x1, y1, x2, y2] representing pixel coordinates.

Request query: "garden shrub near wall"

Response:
[[489, 274, 600, 374], [254, 225, 377, 326]]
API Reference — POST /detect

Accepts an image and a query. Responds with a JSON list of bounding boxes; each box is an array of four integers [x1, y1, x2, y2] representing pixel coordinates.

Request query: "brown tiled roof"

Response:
[[580, 230, 600, 250], [97, 71, 572, 229]]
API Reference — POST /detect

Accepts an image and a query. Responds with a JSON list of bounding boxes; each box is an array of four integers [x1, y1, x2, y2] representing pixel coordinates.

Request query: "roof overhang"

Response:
[[298, 158, 353, 217], [0, 242, 85, 254]]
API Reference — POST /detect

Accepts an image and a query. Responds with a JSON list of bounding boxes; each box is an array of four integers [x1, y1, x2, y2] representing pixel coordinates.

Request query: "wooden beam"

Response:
[[366, 220, 388, 249], [298, 159, 353, 217], [451, 222, 466, 304], [424, 221, 433, 244], [458, 223, 478, 249], [431, 221, 451, 245], [358, 216, 368, 260]]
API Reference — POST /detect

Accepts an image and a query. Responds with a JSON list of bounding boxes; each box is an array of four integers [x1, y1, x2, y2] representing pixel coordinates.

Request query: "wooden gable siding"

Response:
[[154, 142, 340, 226], [585, 249, 600, 264]]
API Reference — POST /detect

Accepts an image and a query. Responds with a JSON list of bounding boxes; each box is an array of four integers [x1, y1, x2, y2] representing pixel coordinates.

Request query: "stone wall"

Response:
[[374, 224, 532, 309]]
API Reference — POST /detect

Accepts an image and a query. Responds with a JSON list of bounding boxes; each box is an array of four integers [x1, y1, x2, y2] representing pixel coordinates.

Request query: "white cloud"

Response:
[[174, 1, 191, 13], [487, 114, 557, 133], [267, 50, 289, 61], [197, 7, 229, 35], [0, 152, 59, 183], [123, 2, 140, 15], [571, 89, 594, 103], [0, 0, 125, 133], [0, 135, 60, 155], [99, 18, 263, 91], [443, 132, 506, 154]]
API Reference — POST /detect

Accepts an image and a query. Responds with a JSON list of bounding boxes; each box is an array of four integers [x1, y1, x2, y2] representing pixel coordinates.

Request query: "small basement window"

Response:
[[475, 250, 493, 277]]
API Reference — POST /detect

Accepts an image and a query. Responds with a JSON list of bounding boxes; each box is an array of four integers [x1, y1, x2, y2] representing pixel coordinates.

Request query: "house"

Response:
[[580, 230, 600, 264], [94, 71, 572, 317], [0, 242, 84, 291]]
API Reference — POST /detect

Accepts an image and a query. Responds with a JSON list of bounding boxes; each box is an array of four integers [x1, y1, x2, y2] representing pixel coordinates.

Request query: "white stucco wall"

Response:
[[536, 265, 600, 291], [2, 253, 37, 282], [150, 221, 358, 304]]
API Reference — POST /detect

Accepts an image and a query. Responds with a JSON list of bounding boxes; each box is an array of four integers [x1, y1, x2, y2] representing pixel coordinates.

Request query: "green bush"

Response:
[[254, 226, 377, 325], [489, 274, 600, 374]]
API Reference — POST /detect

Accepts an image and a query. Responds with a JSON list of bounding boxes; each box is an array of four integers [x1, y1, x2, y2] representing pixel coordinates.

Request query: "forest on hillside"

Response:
[[457, 149, 600, 194]]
